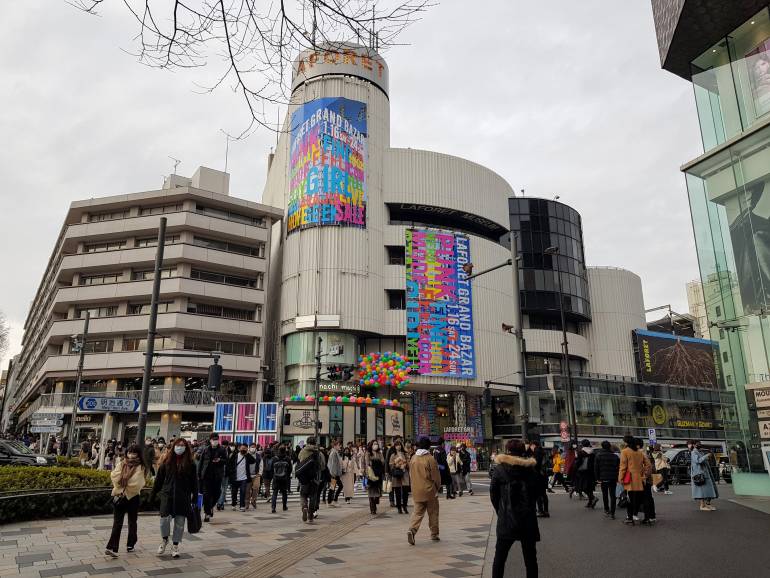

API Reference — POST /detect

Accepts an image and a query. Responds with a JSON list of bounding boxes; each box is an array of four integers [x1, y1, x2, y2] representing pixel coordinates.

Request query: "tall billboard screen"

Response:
[[406, 229, 476, 378], [633, 329, 721, 389], [288, 97, 367, 234]]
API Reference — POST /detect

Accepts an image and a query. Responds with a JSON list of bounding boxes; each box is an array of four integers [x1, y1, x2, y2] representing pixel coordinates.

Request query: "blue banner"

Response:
[[234, 434, 255, 445], [214, 402, 235, 433], [257, 402, 278, 432]]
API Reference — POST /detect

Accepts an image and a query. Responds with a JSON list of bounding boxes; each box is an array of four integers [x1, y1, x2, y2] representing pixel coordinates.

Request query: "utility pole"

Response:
[[67, 311, 90, 458], [136, 217, 167, 445], [546, 246, 578, 443], [509, 233, 528, 442], [313, 335, 322, 442]]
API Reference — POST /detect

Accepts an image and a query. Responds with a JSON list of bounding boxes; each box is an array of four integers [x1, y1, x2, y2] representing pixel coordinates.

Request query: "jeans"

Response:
[[463, 472, 473, 493], [272, 480, 289, 511], [160, 515, 186, 544], [217, 475, 229, 507], [106, 495, 140, 552], [600, 481, 616, 514], [451, 473, 463, 494], [492, 538, 537, 578], [262, 477, 272, 498], [326, 476, 343, 503], [231, 479, 249, 508], [202, 475, 221, 516]]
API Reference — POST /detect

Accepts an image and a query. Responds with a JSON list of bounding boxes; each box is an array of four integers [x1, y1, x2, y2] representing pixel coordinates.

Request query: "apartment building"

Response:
[[7, 166, 282, 443]]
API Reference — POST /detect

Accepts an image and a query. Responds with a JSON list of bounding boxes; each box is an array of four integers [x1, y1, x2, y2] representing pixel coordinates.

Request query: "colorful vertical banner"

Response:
[[258, 402, 278, 432], [257, 434, 277, 447], [466, 395, 484, 443], [218, 433, 233, 443], [234, 434, 255, 445], [235, 403, 257, 432], [406, 229, 476, 378], [214, 403, 235, 433], [287, 97, 367, 234]]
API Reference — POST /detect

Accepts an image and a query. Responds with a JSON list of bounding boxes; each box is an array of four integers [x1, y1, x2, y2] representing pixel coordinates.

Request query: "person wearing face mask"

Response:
[[270, 447, 293, 513], [245, 444, 262, 510], [144, 438, 156, 477], [326, 439, 343, 505], [388, 440, 410, 514], [689, 440, 718, 511], [385, 436, 402, 507], [365, 440, 385, 515], [340, 446, 358, 503], [104, 444, 148, 558], [151, 439, 198, 558], [227, 444, 256, 512], [216, 443, 235, 511], [196, 433, 228, 522]]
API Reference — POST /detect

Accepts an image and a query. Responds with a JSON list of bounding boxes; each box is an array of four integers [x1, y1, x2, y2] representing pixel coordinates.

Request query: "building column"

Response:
[[159, 412, 182, 440]]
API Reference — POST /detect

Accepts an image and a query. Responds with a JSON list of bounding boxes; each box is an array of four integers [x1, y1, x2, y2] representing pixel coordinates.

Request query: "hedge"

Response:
[[55, 456, 86, 468], [0, 466, 111, 493]]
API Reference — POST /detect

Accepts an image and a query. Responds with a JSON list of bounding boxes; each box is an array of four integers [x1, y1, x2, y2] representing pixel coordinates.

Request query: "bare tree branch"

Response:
[[68, 0, 434, 138], [0, 311, 9, 361]]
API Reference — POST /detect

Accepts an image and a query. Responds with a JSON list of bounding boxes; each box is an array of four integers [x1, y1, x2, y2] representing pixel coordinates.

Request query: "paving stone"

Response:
[[431, 569, 475, 578], [15, 555, 52, 565], [323, 544, 351, 550], [39, 564, 95, 578], [144, 570, 182, 576], [88, 566, 125, 576], [315, 557, 343, 565], [450, 554, 484, 562]]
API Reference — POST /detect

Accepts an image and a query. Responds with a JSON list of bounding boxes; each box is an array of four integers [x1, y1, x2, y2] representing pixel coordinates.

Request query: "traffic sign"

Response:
[[648, 427, 657, 444], [30, 425, 63, 433], [31, 419, 63, 427], [77, 396, 140, 413], [559, 421, 569, 431], [560, 430, 570, 442], [32, 412, 64, 420]]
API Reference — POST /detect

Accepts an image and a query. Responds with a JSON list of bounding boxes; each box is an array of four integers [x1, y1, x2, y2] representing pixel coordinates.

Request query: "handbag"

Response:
[[692, 473, 706, 486], [390, 467, 405, 479], [383, 479, 392, 493], [366, 465, 379, 482], [187, 504, 202, 534], [622, 470, 632, 485]]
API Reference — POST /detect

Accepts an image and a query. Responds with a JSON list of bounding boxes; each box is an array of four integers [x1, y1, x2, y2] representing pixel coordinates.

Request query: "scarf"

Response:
[[119, 457, 140, 488]]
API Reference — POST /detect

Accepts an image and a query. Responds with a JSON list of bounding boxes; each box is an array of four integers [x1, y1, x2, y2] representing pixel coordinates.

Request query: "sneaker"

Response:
[[232, 505, 237, 511], [171, 544, 179, 558], [204, 515, 211, 522], [633, 515, 640, 522], [283, 505, 288, 511], [469, 490, 474, 496], [239, 507, 246, 512], [707, 505, 717, 511], [271, 509, 276, 513], [623, 518, 634, 525], [105, 549, 118, 558], [302, 507, 308, 522], [431, 535, 440, 541], [157, 539, 168, 555], [652, 485, 659, 493], [664, 491, 673, 495], [407, 529, 416, 546], [127, 546, 135, 553]]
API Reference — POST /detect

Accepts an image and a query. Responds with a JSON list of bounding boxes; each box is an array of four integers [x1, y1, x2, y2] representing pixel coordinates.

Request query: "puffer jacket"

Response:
[[489, 454, 540, 542], [593, 448, 620, 483]]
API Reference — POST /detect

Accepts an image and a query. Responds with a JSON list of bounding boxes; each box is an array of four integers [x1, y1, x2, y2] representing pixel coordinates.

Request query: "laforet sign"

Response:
[[292, 44, 389, 94]]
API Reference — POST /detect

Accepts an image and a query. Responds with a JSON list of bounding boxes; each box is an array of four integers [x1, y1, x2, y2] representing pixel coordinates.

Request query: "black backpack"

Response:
[[295, 453, 319, 485], [273, 459, 289, 481]]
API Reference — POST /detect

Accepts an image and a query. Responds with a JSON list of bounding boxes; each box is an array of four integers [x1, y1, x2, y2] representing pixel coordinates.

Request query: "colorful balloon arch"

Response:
[[357, 351, 411, 389], [284, 394, 400, 407]]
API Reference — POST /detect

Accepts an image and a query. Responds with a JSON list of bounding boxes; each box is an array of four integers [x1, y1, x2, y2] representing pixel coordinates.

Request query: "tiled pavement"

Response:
[[0, 489, 493, 578]]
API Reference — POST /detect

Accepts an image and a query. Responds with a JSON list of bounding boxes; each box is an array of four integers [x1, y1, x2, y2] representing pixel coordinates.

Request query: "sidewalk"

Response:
[[0, 490, 493, 578]]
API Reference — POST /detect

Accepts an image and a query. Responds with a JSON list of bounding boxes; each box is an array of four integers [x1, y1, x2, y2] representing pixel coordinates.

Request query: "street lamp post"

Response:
[[544, 246, 578, 443], [67, 311, 90, 459]]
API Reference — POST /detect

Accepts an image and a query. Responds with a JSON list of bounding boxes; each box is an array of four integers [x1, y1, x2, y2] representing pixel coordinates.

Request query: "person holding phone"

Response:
[[197, 433, 228, 522]]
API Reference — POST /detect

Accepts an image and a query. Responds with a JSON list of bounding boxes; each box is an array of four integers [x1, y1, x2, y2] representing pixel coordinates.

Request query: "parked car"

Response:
[[0, 440, 56, 466], [665, 448, 720, 484]]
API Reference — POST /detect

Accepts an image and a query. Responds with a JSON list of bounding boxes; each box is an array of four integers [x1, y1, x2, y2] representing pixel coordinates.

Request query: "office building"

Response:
[[687, 280, 709, 338], [7, 167, 282, 444], [652, 0, 770, 480]]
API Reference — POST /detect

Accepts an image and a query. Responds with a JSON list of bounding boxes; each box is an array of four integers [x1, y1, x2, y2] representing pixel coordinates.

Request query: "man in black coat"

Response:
[[594, 440, 621, 519], [490, 439, 540, 578], [574, 439, 598, 509], [433, 438, 454, 499], [528, 441, 549, 517], [197, 433, 228, 521]]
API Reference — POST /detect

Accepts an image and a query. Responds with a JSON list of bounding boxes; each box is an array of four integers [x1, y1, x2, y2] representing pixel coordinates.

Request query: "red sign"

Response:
[[559, 421, 569, 431]]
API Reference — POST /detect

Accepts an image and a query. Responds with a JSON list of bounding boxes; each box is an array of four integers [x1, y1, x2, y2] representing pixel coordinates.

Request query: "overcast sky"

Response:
[[0, 1, 703, 369]]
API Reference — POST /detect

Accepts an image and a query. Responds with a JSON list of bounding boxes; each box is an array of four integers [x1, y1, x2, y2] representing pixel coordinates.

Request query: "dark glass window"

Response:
[[387, 290, 406, 310], [386, 246, 406, 265]]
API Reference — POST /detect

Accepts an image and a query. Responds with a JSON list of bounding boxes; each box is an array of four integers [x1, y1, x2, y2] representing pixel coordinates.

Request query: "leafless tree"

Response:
[[0, 311, 9, 361], [68, 0, 432, 137]]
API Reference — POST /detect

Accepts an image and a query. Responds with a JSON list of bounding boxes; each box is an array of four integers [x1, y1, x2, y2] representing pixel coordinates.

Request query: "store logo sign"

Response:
[[755, 389, 770, 407]]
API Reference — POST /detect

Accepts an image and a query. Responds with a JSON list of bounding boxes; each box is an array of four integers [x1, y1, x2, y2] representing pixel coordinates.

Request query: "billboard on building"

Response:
[[633, 329, 722, 389], [287, 97, 367, 234], [214, 402, 235, 432], [235, 402, 257, 432], [257, 402, 278, 432], [406, 229, 476, 378]]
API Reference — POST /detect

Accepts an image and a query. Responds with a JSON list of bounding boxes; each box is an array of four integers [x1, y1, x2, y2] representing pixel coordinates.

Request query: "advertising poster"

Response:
[[633, 329, 722, 389], [257, 434, 278, 447], [413, 392, 439, 439], [257, 402, 278, 432], [385, 409, 404, 437], [287, 97, 367, 234], [405, 229, 476, 378], [214, 402, 235, 432], [282, 405, 330, 436], [466, 395, 484, 443], [218, 433, 233, 443], [234, 434, 255, 445], [235, 402, 257, 432]]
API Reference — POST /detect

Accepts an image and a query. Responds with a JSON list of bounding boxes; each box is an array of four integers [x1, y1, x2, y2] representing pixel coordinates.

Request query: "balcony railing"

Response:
[[26, 389, 248, 415]]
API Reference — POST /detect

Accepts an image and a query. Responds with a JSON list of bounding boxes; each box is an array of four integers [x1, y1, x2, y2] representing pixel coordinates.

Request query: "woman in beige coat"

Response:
[[388, 441, 411, 514], [618, 436, 644, 525], [340, 447, 358, 502], [105, 444, 148, 557]]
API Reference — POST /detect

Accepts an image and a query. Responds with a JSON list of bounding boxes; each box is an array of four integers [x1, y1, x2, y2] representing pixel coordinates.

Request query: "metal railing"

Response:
[[26, 389, 248, 415]]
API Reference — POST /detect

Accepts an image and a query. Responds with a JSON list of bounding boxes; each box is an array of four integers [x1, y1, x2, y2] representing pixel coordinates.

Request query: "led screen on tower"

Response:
[[287, 97, 367, 234]]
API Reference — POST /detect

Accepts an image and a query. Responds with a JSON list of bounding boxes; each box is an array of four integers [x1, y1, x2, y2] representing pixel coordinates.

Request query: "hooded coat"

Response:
[[489, 454, 540, 542]]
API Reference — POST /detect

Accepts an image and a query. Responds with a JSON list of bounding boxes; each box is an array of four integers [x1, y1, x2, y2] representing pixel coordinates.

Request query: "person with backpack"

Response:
[[260, 448, 274, 502], [594, 440, 620, 519], [271, 447, 293, 513], [296, 436, 326, 523], [197, 433, 228, 522], [246, 443, 262, 510], [574, 439, 598, 509], [226, 443, 256, 512]]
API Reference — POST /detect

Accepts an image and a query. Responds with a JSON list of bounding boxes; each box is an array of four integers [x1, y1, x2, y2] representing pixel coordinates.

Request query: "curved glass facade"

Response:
[[508, 197, 590, 321]]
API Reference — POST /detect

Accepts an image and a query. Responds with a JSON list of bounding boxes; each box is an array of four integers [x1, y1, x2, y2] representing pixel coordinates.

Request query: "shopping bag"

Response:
[[187, 504, 203, 534], [383, 479, 392, 493]]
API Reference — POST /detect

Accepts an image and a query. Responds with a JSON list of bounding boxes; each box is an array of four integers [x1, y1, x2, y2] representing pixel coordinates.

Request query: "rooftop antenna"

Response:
[[520, 189, 525, 196], [169, 156, 181, 175], [219, 129, 231, 173]]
